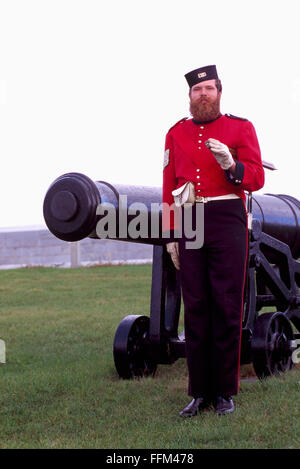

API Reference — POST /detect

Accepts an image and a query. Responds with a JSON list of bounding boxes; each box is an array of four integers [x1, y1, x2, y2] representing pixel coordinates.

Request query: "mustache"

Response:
[[193, 96, 211, 104]]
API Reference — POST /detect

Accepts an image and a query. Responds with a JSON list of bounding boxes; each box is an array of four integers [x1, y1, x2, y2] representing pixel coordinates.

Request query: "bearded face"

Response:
[[189, 80, 221, 122]]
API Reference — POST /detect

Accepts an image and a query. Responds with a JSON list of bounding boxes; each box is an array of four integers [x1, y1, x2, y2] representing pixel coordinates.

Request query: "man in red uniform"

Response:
[[163, 65, 264, 416]]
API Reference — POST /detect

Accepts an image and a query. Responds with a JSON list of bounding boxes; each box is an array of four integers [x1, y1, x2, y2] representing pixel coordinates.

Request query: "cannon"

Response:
[[43, 171, 300, 380]]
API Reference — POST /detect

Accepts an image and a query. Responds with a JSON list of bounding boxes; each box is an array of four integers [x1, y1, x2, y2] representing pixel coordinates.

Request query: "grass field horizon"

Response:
[[0, 265, 299, 449]]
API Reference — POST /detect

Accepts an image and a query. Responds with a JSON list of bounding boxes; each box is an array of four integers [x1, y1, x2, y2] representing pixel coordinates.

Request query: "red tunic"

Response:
[[162, 114, 264, 230]]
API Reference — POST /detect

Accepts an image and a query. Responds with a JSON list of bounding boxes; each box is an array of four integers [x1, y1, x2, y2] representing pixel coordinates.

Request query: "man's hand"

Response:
[[166, 242, 180, 270], [205, 138, 234, 170]]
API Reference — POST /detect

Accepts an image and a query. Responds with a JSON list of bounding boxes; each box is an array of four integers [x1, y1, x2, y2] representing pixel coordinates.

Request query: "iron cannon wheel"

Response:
[[113, 315, 157, 379], [252, 312, 294, 379]]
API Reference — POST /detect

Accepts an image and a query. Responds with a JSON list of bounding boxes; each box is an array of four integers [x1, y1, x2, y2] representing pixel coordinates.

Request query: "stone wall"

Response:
[[0, 225, 153, 269]]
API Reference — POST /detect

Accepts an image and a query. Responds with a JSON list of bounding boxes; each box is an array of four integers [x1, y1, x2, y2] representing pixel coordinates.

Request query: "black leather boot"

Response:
[[179, 398, 210, 418], [214, 396, 235, 415]]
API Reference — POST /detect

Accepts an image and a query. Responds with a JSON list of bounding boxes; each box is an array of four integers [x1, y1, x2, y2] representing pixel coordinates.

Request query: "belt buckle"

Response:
[[195, 196, 207, 203]]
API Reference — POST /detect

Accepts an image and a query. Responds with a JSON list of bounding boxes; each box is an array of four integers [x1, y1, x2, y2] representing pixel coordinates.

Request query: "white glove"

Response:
[[166, 242, 180, 270], [205, 138, 234, 170]]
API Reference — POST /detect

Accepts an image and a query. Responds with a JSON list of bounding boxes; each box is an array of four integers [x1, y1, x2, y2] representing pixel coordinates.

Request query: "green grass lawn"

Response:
[[0, 265, 299, 449]]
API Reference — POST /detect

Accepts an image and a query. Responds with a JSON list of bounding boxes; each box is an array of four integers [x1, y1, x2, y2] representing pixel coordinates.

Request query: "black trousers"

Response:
[[178, 199, 248, 398]]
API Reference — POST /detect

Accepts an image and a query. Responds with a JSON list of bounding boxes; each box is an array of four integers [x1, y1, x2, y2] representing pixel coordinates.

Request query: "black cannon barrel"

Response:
[[43, 172, 300, 257], [43, 172, 162, 244], [251, 193, 300, 258]]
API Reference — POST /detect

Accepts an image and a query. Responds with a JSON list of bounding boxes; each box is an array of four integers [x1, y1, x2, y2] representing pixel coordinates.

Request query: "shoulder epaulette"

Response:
[[225, 113, 248, 121], [168, 117, 188, 133]]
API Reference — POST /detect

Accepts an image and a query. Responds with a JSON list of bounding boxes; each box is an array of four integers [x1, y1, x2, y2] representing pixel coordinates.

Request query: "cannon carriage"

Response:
[[43, 169, 300, 380]]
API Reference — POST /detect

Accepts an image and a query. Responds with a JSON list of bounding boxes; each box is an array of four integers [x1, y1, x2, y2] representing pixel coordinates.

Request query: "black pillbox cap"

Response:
[[185, 65, 219, 88]]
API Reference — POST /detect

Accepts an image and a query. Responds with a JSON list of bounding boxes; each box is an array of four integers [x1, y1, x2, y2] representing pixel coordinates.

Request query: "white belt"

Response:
[[195, 194, 240, 203]]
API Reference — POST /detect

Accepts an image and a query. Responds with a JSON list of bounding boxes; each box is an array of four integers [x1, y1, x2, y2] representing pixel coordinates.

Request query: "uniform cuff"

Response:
[[225, 160, 244, 185]]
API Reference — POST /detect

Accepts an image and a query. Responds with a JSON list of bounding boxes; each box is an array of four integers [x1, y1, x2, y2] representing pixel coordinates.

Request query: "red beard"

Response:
[[189, 94, 221, 122]]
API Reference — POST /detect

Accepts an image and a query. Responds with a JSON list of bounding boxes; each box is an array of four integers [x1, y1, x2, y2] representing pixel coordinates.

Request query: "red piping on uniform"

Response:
[[236, 199, 249, 393]]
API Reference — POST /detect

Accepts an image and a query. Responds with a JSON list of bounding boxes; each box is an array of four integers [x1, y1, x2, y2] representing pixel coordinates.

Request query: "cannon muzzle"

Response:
[[43, 173, 101, 242]]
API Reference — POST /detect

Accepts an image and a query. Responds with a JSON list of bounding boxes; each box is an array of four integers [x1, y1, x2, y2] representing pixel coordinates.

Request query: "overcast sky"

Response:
[[1, 0, 299, 228]]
